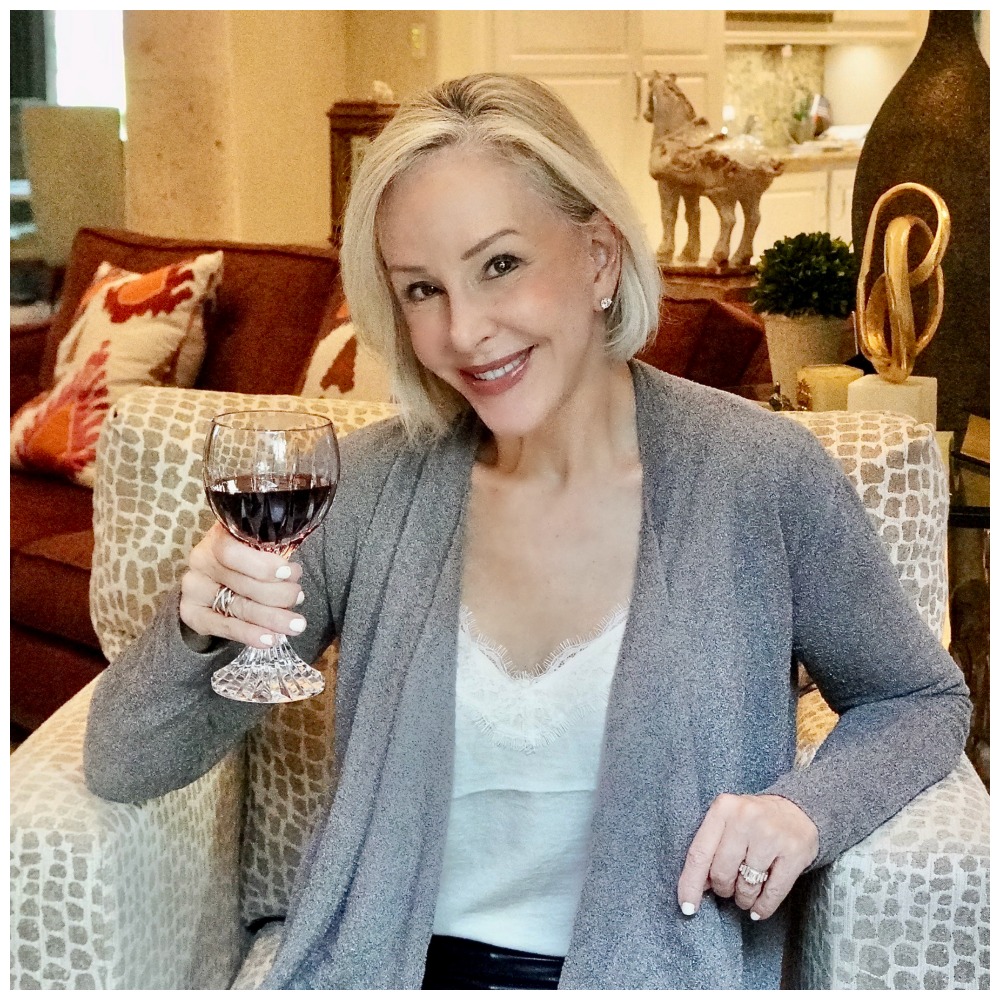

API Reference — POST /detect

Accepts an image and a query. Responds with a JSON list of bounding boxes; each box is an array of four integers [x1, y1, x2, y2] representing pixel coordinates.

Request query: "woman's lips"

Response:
[[459, 348, 533, 396]]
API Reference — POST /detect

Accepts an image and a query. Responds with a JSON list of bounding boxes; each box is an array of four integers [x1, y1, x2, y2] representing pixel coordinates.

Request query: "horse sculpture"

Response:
[[645, 71, 784, 269]]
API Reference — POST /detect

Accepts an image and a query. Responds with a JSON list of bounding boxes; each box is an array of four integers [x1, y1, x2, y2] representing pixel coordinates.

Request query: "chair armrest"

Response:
[[10, 680, 247, 989], [791, 756, 990, 989], [10, 320, 50, 413]]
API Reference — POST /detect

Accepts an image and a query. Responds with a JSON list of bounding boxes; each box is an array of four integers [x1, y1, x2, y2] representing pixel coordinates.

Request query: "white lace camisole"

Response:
[[432, 604, 628, 958]]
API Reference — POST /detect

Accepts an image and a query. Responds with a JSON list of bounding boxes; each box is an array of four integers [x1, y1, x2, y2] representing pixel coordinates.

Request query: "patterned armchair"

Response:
[[9, 388, 990, 989]]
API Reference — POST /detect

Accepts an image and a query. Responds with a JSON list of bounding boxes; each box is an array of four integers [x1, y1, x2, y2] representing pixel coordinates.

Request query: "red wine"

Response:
[[208, 474, 335, 549]]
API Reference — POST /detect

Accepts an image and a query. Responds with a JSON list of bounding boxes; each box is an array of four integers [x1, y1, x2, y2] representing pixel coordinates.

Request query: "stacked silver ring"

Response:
[[212, 585, 238, 618], [738, 863, 769, 886]]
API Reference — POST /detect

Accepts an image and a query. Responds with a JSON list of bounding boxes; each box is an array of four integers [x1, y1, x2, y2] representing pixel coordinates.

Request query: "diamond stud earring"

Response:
[[600, 297, 613, 310]]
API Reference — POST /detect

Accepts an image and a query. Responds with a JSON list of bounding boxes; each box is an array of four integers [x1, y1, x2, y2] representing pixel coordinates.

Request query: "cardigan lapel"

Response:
[[559, 364, 745, 987], [263, 417, 481, 989]]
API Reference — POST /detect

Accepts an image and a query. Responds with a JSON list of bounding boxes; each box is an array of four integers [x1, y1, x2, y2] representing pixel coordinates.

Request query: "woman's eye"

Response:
[[485, 254, 520, 279], [404, 282, 440, 303]]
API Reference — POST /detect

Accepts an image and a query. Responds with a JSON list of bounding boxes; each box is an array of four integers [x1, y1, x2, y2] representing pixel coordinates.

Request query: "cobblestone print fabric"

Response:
[[9, 681, 245, 989]]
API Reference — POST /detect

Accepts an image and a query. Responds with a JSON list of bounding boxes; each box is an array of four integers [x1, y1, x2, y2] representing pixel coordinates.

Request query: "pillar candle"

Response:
[[796, 364, 865, 411]]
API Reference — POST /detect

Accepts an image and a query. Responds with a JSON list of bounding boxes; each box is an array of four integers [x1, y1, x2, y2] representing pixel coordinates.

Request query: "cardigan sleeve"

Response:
[[83, 420, 405, 804], [761, 424, 971, 869]]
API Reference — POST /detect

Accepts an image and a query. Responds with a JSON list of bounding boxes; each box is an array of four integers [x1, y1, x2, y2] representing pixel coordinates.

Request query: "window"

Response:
[[51, 10, 126, 122]]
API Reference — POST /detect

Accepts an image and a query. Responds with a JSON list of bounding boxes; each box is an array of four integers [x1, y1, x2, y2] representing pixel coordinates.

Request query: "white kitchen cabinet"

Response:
[[753, 165, 858, 259], [370, 12, 869, 262], [827, 167, 856, 245], [725, 10, 924, 46], [754, 171, 829, 258]]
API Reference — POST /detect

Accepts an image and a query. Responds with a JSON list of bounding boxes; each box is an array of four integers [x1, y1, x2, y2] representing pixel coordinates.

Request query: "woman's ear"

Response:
[[586, 213, 622, 308]]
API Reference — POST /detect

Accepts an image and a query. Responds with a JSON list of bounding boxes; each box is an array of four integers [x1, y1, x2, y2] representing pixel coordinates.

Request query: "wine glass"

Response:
[[203, 409, 340, 703]]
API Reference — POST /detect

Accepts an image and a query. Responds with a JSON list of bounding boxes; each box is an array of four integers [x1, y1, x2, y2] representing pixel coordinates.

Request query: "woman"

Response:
[[85, 74, 970, 990]]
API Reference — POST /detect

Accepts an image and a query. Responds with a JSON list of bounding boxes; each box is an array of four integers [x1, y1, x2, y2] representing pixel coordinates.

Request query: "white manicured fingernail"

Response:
[[288, 618, 306, 633], [275, 566, 292, 580], [750, 911, 761, 922], [681, 902, 697, 917], [260, 634, 274, 646], [295, 591, 305, 606]]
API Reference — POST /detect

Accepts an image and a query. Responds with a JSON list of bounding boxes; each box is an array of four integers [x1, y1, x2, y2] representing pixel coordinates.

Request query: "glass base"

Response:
[[210, 636, 325, 703]]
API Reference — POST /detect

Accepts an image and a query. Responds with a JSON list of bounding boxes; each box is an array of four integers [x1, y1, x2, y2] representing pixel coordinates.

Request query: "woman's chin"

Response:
[[471, 401, 545, 441]]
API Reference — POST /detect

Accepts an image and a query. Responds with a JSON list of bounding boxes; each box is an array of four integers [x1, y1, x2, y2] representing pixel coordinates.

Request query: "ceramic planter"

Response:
[[762, 313, 855, 401]]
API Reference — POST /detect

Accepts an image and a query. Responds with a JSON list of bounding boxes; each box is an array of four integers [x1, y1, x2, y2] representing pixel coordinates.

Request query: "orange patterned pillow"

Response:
[[11, 252, 223, 487], [297, 300, 392, 403]]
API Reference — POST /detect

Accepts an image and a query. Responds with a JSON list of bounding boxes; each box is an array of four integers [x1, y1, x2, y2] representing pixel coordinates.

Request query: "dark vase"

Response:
[[852, 11, 989, 434]]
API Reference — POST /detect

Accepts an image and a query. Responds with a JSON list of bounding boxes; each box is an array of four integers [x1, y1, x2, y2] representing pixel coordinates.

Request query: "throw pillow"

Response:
[[11, 252, 223, 487], [297, 298, 393, 403], [637, 296, 766, 390]]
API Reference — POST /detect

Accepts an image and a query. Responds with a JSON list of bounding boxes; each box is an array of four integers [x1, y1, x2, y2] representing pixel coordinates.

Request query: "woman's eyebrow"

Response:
[[385, 228, 519, 274], [461, 228, 518, 261]]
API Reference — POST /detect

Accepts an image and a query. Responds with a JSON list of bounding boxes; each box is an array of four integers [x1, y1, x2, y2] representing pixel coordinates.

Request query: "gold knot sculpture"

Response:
[[855, 182, 950, 384]]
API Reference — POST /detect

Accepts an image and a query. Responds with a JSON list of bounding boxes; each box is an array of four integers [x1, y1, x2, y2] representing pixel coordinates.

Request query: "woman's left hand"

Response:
[[676, 793, 819, 921]]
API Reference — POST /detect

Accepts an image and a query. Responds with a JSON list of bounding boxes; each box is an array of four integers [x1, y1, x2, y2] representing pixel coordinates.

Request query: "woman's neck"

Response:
[[479, 360, 638, 486]]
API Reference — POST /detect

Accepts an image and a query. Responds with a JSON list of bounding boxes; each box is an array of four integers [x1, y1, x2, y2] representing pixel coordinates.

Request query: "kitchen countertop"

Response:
[[774, 140, 863, 173]]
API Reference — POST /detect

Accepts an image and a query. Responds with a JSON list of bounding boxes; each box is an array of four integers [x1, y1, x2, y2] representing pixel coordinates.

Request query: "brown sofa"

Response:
[[10, 226, 767, 736], [10, 227, 344, 736]]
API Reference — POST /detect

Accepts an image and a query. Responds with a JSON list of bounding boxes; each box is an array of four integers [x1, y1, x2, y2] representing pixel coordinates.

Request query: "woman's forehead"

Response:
[[377, 145, 566, 247], [386, 143, 524, 201]]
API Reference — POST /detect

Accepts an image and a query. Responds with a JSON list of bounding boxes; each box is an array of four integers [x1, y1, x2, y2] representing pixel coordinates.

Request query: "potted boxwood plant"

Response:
[[748, 231, 860, 402]]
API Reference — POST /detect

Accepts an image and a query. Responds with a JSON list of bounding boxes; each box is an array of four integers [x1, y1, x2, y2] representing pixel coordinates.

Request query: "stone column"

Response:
[[123, 11, 347, 244], [123, 11, 240, 239]]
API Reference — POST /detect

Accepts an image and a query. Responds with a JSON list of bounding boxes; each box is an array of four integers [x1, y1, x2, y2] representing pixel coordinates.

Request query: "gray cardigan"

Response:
[[84, 362, 970, 989]]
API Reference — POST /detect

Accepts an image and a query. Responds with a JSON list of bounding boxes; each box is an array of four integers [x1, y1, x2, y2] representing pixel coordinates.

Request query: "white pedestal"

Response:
[[846, 374, 938, 427]]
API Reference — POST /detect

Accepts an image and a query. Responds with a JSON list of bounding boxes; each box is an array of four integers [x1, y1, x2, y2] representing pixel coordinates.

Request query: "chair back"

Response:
[[21, 105, 125, 267], [787, 410, 949, 638], [36, 227, 342, 396], [91, 395, 947, 928]]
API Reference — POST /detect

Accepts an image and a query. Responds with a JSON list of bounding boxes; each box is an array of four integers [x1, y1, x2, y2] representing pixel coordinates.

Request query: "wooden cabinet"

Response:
[[327, 101, 398, 244], [724, 10, 925, 46]]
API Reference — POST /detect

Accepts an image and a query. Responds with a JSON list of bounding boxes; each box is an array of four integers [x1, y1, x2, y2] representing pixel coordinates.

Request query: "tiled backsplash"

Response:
[[725, 45, 825, 148]]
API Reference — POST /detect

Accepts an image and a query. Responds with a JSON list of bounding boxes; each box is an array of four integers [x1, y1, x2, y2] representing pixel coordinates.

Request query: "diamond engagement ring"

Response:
[[738, 863, 769, 886], [212, 585, 239, 618]]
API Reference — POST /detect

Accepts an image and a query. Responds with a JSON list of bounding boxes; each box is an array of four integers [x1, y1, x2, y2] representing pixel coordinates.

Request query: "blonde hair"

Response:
[[340, 72, 661, 440]]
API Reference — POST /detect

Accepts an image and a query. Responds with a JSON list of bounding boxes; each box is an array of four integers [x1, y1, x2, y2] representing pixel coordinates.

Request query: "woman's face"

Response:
[[377, 145, 619, 439]]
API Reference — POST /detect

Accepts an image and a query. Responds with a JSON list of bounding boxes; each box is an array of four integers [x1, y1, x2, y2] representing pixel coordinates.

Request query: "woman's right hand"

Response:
[[179, 523, 307, 649]]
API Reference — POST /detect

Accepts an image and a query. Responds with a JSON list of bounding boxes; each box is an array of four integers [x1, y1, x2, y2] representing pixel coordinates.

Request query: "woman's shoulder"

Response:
[[336, 410, 476, 504], [632, 361, 815, 459], [337, 414, 419, 496], [339, 412, 409, 463]]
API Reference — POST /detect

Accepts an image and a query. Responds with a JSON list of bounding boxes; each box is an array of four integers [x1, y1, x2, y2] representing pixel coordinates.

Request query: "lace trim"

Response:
[[456, 604, 627, 754], [459, 603, 629, 680]]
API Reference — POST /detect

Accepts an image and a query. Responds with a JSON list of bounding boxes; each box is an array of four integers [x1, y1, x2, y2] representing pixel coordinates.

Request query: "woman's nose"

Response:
[[446, 290, 492, 354]]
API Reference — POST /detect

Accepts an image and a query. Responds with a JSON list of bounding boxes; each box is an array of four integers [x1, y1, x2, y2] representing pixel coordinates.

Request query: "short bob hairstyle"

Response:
[[341, 72, 661, 440]]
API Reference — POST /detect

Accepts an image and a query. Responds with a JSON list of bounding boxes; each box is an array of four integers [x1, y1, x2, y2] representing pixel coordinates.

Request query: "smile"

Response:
[[460, 348, 533, 395], [463, 348, 532, 380], [470, 355, 526, 381]]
